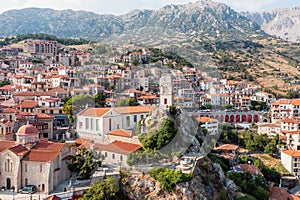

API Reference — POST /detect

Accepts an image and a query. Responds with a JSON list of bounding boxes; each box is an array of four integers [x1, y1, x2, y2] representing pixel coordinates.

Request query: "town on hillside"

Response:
[[0, 38, 300, 199]]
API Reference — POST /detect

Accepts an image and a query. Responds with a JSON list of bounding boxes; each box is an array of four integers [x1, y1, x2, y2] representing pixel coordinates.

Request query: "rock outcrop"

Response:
[[121, 157, 243, 200]]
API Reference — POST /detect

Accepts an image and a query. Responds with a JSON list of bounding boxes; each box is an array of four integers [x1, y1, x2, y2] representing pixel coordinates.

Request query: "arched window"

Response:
[[25, 178, 28, 186]]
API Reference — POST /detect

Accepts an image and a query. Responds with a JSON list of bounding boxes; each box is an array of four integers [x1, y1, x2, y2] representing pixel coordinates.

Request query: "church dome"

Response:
[[17, 124, 39, 135]]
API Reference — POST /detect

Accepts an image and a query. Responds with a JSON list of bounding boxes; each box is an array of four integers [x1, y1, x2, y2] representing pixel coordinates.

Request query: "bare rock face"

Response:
[[121, 157, 243, 200], [242, 6, 300, 42]]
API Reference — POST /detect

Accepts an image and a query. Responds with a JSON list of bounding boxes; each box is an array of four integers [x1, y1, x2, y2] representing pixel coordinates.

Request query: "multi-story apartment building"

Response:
[[270, 99, 300, 123], [24, 40, 58, 55]]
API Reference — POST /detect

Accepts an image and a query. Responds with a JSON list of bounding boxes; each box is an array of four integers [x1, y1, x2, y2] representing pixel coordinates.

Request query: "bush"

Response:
[[149, 167, 192, 191]]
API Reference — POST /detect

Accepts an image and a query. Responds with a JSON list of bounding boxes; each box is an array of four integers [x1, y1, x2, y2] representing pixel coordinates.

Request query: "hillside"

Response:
[[0, 1, 261, 42], [1, 1, 300, 95], [242, 6, 300, 42]]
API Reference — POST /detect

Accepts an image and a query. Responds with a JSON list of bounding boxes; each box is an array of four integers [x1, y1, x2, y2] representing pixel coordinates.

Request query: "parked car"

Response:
[[18, 185, 36, 194]]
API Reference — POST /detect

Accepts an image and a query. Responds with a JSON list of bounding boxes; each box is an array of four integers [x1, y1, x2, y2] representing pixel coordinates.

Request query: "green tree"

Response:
[[0, 79, 10, 87], [80, 177, 126, 200], [68, 148, 96, 180], [115, 98, 139, 107], [94, 93, 106, 107], [149, 167, 192, 191], [264, 138, 277, 155], [62, 94, 95, 122]]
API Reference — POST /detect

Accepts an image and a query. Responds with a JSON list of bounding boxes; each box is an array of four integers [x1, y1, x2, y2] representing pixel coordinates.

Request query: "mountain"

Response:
[[0, 1, 262, 42], [242, 6, 300, 42]]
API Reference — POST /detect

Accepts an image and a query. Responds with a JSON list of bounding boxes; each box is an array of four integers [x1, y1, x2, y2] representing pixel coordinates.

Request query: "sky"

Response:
[[0, 0, 299, 15]]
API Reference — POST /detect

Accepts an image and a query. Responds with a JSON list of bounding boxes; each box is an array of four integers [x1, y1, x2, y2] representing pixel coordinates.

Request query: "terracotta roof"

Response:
[[8, 144, 28, 156], [14, 91, 51, 97], [22, 151, 60, 162], [281, 118, 300, 124], [291, 99, 300, 106], [238, 164, 263, 176], [196, 116, 216, 123], [282, 150, 300, 157], [102, 141, 141, 155], [257, 123, 280, 128], [31, 141, 65, 152], [108, 129, 132, 138], [79, 106, 154, 117], [75, 138, 106, 151], [280, 130, 300, 134], [16, 100, 38, 109], [215, 144, 239, 151], [0, 141, 15, 152], [137, 95, 159, 100], [48, 87, 69, 94], [79, 108, 111, 117], [2, 108, 19, 113], [113, 106, 154, 114], [16, 124, 39, 136], [36, 113, 54, 119], [0, 84, 22, 91], [270, 187, 300, 200]]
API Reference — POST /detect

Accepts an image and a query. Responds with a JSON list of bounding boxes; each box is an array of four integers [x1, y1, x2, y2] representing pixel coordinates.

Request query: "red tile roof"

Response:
[[270, 187, 300, 200], [215, 144, 239, 151], [31, 141, 65, 152], [8, 144, 28, 156], [113, 106, 154, 114], [196, 116, 216, 123], [282, 150, 300, 158], [108, 129, 132, 138], [239, 164, 263, 176], [281, 118, 300, 124], [102, 141, 141, 155], [0, 141, 15, 152], [16, 100, 38, 109], [22, 151, 60, 162], [79, 108, 111, 117]]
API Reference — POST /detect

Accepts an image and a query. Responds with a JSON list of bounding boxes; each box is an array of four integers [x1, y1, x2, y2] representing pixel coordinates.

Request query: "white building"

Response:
[[281, 150, 300, 177], [76, 106, 154, 142], [196, 116, 219, 135], [257, 123, 281, 136]]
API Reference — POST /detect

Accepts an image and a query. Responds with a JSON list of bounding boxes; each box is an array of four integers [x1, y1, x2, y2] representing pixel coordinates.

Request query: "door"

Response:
[[6, 178, 11, 189]]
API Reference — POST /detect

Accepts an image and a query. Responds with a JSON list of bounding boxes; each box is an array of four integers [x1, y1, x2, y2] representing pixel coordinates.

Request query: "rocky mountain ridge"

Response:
[[0, 1, 262, 42], [242, 6, 300, 42]]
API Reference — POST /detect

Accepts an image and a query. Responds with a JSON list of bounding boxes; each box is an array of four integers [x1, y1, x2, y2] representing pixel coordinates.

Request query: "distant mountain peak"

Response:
[[242, 5, 300, 42]]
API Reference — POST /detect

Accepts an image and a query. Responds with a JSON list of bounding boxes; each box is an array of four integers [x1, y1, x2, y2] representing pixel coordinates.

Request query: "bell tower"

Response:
[[159, 73, 173, 108]]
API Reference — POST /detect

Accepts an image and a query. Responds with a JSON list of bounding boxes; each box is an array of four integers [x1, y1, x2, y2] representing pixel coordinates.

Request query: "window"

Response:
[[79, 122, 83, 128], [91, 119, 94, 130], [109, 119, 112, 131], [126, 116, 130, 127], [40, 164, 43, 173], [25, 164, 28, 172], [120, 155, 123, 161], [105, 152, 107, 157], [96, 119, 99, 131], [164, 98, 167, 105], [5, 159, 12, 172], [25, 178, 28, 186], [85, 118, 89, 129], [134, 115, 137, 123], [112, 154, 115, 159]]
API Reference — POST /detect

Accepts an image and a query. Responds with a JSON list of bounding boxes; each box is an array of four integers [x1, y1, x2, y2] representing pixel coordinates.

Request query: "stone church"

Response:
[[0, 123, 74, 194]]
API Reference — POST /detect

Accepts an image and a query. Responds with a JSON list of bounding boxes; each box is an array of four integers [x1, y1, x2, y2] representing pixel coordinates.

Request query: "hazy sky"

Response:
[[0, 0, 299, 15]]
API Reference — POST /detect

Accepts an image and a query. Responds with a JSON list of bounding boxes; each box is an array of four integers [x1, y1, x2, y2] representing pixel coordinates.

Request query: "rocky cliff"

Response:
[[121, 157, 243, 200], [242, 6, 300, 42]]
